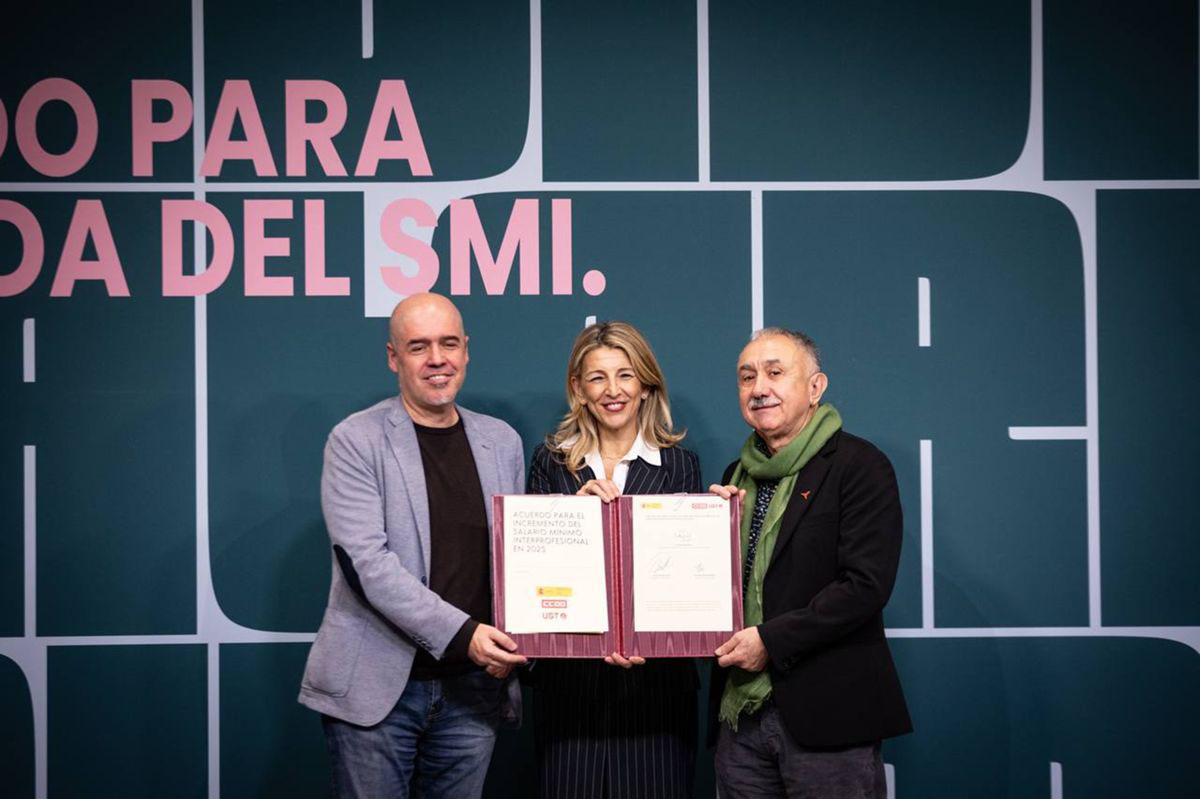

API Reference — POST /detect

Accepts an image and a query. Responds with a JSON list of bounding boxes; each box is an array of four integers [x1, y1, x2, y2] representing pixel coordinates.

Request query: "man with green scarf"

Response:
[[709, 328, 911, 799]]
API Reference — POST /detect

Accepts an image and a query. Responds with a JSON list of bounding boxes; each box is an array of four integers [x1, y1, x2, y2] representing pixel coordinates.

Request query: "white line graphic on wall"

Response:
[[19, 445, 46, 799], [362, 0, 374, 60], [22, 319, 35, 382], [1009, 427, 1088, 440], [917, 277, 931, 347], [697, 0, 710, 184], [23, 447, 35, 640], [920, 440, 934, 629], [750, 190, 763, 332]]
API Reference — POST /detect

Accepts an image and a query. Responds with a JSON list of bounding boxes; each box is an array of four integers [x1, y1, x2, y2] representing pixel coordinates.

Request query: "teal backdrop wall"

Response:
[[2, 1, 1198, 797]]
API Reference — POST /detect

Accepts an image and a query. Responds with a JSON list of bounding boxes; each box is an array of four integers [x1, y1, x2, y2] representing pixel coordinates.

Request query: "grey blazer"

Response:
[[298, 396, 525, 726]]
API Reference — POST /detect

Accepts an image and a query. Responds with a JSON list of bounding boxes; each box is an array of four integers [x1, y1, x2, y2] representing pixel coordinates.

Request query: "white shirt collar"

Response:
[[581, 431, 661, 477], [625, 432, 662, 466], [563, 431, 661, 476]]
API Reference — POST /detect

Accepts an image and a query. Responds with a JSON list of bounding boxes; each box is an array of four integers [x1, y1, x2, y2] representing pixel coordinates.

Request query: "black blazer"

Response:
[[709, 429, 912, 746], [527, 441, 703, 698], [529, 440, 702, 497]]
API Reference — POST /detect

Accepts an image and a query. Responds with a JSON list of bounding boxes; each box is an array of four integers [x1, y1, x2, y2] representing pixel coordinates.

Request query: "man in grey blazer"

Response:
[[299, 293, 527, 798]]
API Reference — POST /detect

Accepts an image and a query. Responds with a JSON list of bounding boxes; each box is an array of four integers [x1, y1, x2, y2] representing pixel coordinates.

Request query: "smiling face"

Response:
[[737, 333, 828, 451], [386, 294, 468, 426], [571, 346, 648, 443]]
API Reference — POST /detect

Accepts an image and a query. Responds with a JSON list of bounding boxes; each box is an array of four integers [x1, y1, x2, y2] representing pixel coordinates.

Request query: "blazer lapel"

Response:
[[459, 408, 499, 530], [624, 457, 661, 495], [766, 432, 838, 574], [385, 398, 432, 572]]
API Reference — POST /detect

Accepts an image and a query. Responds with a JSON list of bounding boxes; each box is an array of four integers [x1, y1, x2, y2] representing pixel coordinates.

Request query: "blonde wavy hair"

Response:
[[546, 321, 685, 479]]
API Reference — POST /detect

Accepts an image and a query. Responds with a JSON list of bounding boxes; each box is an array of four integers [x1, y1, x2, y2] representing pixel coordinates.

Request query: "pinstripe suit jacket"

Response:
[[527, 442, 702, 698]]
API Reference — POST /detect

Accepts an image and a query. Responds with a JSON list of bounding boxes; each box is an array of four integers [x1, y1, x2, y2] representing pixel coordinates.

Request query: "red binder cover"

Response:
[[491, 494, 742, 658]]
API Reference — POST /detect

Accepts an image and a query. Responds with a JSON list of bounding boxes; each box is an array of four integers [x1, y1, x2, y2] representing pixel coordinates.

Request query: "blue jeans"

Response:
[[323, 671, 506, 799]]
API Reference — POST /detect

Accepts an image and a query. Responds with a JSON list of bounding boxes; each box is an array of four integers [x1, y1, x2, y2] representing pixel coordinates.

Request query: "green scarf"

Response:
[[718, 403, 842, 730]]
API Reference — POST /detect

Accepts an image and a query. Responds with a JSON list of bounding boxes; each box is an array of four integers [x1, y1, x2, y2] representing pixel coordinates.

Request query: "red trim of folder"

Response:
[[491, 495, 742, 658]]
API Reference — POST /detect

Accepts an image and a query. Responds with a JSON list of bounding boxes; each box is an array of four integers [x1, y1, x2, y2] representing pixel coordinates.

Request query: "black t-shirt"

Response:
[[409, 418, 492, 679]]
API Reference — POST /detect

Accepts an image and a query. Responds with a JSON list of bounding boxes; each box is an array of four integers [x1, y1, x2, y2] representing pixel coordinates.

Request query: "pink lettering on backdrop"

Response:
[[285, 80, 348, 177], [161, 200, 235, 296], [354, 80, 432, 177], [200, 80, 278, 177], [131, 80, 193, 177], [581, 269, 606, 296], [50, 200, 129, 296], [551, 198, 572, 295], [243, 199, 293, 295], [0, 200, 45, 297], [379, 198, 439, 295], [450, 198, 539, 295], [15, 78, 98, 177], [304, 199, 349, 295]]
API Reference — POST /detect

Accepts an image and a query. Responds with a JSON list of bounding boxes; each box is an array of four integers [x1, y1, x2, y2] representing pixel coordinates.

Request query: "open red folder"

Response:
[[491, 494, 743, 658]]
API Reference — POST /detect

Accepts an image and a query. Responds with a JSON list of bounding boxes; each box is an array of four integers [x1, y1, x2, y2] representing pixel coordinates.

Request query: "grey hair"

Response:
[[751, 327, 822, 371]]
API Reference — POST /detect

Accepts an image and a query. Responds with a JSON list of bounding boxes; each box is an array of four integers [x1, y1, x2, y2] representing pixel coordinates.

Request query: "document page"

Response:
[[631, 496, 733, 632], [503, 495, 609, 634]]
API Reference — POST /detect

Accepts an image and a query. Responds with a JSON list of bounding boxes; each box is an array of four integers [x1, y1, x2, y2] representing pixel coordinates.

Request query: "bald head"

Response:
[[389, 292, 465, 347], [386, 293, 469, 426]]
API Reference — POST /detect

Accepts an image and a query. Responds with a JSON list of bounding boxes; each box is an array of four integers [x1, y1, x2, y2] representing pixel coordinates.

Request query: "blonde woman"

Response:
[[528, 321, 701, 799]]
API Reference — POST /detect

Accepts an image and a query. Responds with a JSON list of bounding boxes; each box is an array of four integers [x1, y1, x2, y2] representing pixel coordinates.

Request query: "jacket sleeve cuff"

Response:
[[757, 619, 796, 671]]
